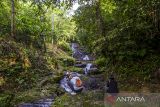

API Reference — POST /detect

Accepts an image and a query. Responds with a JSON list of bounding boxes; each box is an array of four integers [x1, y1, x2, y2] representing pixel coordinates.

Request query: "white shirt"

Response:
[[70, 76, 83, 90]]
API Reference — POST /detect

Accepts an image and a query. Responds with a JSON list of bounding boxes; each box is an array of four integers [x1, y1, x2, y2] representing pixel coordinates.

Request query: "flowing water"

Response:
[[19, 97, 54, 107], [83, 55, 90, 61], [19, 43, 97, 107], [84, 63, 92, 75]]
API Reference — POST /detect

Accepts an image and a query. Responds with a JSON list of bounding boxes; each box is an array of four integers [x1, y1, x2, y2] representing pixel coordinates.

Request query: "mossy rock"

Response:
[[88, 69, 103, 75], [63, 67, 83, 74], [58, 41, 72, 53], [52, 75, 63, 83], [39, 73, 64, 87], [11, 88, 42, 106], [52, 90, 104, 107], [12, 83, 65, 106], [60, 57, 75, 66]]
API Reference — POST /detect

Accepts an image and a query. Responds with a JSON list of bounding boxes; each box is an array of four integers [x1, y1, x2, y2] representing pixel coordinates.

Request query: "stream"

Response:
[[19, 43, 98, 107]]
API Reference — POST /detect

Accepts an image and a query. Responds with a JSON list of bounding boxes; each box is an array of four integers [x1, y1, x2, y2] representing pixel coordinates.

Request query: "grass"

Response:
[[52, 90, 105, 107]]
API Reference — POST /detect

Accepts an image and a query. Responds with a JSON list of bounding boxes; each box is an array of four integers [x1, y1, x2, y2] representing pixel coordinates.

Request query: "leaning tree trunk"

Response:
[[11, 0, 15, 38]]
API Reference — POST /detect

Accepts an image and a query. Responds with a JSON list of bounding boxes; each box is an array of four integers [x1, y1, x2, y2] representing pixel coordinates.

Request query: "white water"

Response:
[[71, 43, 78, 53], [83, 55, 90, 60], [71, 43, 84, 59], [71, 43, 79, 58], [84, 63, 92, 75], [19, 43, 93, 107], [71, 44, 75, 52], [60, 77, 74, 93]]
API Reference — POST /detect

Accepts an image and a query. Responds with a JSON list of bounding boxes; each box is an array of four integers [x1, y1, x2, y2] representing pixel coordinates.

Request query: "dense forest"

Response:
[[74, 0, 160, 80], [0, 0, 160, 107]]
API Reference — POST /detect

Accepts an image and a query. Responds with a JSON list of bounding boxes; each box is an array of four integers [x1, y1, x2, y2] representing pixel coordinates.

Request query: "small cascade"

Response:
[[71, 43, 84, 59], [71, 43, 79, 53], [83, 55, 90, 61], [19, 98, 54, 107], [71, 43, 76, 52], [19, 42, 97, 107], [84, 63, 92, 75]]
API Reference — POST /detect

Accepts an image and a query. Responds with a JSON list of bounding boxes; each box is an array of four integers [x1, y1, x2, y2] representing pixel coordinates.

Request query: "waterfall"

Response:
[[84, 63, 92, 75], [71, 43, 75, 52], [83, 55, 90, 61], [19, 98, 54, 107]]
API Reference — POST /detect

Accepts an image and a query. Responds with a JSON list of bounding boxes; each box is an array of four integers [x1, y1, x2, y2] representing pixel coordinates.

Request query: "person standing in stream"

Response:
[[105, 75, 119, 106], [106, 75, 119, 95]]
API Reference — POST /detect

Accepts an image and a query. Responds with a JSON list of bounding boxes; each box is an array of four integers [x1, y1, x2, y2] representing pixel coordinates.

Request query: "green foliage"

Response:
[[95, 57, 107, 67], [5, 83, 64, 106], [0, 1, 10, 36], [115, 54, 160, 81], [0, 38, 66, 105], [59, 56, 75, 67], [63, 66, 83, 73], [54, 15, 76, 42], [52, 90, 104, 107], [0, 39, 32, 90], [74, 0, 160, 81], [58, 41, 72, 53], [0, 93, 12, 107], [1, 0, 160, 105], [0, 0, 81, 106], [0, 0, 76, 49]]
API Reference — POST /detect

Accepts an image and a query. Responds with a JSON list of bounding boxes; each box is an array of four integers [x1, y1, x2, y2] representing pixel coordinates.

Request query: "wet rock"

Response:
[[84, 63, 99, 75], [88, 68, 99, 75], [75, 61, 82, 64], [74, 63, 86, 68], [73, 52, 83, 60], [82, 76, 99, 90]]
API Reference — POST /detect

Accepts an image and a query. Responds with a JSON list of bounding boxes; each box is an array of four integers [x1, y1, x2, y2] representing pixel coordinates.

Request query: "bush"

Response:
[[59, 57, 75, 67], [58, 41, 72, 53], [0, 39, 66, 106], [95, 57, 107, 67], [109, 54, 160, 82], [0, 93, 12, 107], [63, 67, 83, 74]]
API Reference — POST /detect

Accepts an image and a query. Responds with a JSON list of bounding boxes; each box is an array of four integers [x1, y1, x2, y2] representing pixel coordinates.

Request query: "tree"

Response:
[[73, 0, 160, 81], [11, 0, 15, 38]]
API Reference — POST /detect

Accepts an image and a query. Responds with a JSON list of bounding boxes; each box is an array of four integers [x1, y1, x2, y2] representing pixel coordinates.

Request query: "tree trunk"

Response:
[[11, 0, 15, 38], [96, 0, 105, 37], [51, 14, 54, 45]]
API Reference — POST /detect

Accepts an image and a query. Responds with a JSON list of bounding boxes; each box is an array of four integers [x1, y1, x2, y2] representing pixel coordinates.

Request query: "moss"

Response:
[[11, 83, 65, 106], [13, 89, 41, 104], [0, 39, 70, 106], [52, 90, 104, 107], [63, 67, 83, 73], [58, 57, 75, 67], [95, 57, 107, 67], [58, 41, 72, 54]]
